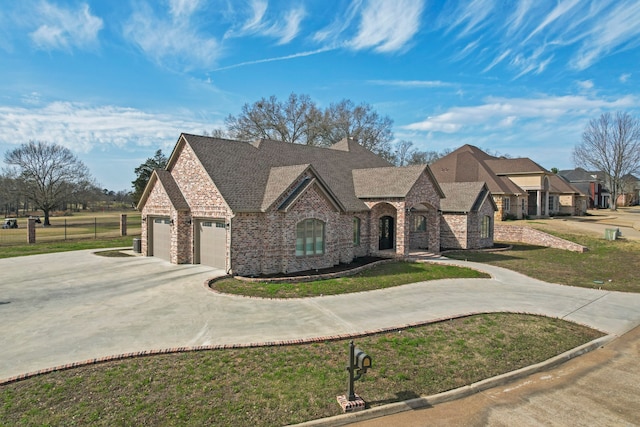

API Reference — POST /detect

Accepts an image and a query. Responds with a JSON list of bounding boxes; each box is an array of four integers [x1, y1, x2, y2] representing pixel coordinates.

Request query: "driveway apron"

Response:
[[1, 250, 640, 381]]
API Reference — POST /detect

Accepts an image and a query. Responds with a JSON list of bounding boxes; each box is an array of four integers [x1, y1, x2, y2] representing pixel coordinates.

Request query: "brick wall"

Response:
[[405, 172, 441, 253], [140, 179, 172, 256], [494, 224, 588, 252], [440, 213, 468, 249]]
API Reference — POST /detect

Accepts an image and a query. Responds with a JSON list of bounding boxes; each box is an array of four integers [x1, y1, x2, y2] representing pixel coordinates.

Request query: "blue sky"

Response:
[[1, 0, 639, 191]]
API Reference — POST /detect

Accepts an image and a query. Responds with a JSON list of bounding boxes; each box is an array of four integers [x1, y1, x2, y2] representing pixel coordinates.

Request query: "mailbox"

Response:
[[354, 348, 371, 372], [346, 341, 372, 402]]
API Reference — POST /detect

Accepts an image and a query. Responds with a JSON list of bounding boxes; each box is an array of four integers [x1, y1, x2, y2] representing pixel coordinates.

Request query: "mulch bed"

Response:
[[252, 256, 387, 279]]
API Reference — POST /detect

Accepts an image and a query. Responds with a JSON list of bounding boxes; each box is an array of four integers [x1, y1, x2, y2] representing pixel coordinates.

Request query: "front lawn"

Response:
[[446, 233, 640, 293], [211, 261, 489, 298], [0, 314, 603, 427]]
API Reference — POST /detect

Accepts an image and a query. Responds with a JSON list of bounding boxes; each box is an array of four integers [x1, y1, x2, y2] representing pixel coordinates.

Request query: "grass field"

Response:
[[446, 232, 640, 293], [0, 314, 602, 427], [0, 211, 141, 246]]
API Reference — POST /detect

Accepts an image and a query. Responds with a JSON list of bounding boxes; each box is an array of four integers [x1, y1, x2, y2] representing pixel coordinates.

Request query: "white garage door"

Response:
[[151, 217, 171, 261], [197, 220, 226, 269]]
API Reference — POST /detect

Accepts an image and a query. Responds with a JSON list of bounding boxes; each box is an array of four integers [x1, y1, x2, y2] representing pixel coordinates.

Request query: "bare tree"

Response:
[[4, 141, 92, 225], [321, 99, 394, 158], [225, 93, 322, 145], [225, 94, 395, 159], [394, 140, 414, 166], [574, 112, 640, 210]]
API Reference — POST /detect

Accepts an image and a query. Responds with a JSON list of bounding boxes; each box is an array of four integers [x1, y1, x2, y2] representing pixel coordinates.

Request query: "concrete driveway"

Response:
[[2, 250, 640, 381]]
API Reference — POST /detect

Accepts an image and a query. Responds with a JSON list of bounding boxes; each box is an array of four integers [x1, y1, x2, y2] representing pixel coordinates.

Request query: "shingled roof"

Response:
[[430, 145, 524, 195], [549, 174, 584, 195], [438, 182, 496, 213], [173, 134, 393, 212], [352, 165, 444, 198], [153, 169, 190, 210]]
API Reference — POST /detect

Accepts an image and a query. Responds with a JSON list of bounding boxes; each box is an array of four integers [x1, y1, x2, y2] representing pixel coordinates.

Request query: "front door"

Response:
[[379, 216, 394, 250]]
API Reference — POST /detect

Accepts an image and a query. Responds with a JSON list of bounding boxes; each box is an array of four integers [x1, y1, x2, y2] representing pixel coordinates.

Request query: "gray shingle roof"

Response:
[[352, 165, 429, 198], [178, 134, 392, 212], [155, 169, 190, 210], [549, 174, 584, 195], [438, 182, 496, 213]]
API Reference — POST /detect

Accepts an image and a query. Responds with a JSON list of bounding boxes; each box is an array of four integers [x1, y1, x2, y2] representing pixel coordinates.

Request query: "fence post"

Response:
[[28, 217, 36, 244], [95, 217, 97, 239], [120, 214, 127, 236]]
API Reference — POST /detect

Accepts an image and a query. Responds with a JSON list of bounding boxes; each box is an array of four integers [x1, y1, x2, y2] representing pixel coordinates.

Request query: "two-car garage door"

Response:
[[149, 217, 226, 269]]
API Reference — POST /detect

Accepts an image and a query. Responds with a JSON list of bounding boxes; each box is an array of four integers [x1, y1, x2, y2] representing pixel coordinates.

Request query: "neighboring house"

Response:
[[548, 174, 588, 216], [558, 168, 610, 209], [438, 182, 497, 249], [137, 134, 447, 276], [431, 145, 556, 221], [618, 174, 640, 207]]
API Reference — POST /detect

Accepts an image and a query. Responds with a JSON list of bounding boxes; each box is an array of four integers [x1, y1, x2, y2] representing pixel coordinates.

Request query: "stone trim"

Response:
[[494, 224, 588, 252]]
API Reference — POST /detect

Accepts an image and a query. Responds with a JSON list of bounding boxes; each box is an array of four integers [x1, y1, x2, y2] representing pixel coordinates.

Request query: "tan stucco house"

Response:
[[431, 145, 585, 221]]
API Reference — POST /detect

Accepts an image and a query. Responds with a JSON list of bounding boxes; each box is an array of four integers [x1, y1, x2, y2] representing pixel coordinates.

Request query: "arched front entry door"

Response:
[[379, 216, 394, 250]]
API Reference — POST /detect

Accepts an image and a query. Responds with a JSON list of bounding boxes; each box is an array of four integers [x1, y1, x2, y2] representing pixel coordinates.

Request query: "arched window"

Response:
[[480, 215, 491, 239], [296, 219, 325, 256], [413, 215, 427, 232], [353, 217, 361, 246]]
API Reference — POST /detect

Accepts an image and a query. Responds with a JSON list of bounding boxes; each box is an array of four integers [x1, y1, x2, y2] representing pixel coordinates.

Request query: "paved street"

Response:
[[2, 249, 640, 382]]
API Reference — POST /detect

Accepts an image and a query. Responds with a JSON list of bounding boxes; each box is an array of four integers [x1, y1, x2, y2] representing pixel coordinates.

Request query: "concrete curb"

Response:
[[290, 334, 614, 427]]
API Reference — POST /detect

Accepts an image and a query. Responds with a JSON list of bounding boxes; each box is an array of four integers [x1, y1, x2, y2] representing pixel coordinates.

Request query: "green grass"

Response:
[[0, 236, 139, 259], [0, 314, 603, 427], [0, 211, 140, 245], [446, 233, 640, 293], [212, 261, 490, 298]]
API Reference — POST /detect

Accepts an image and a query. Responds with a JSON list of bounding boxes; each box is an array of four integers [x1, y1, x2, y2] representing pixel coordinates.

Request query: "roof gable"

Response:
[[137, 169, 189, 211], [439, 182, 497, 213], [182, 134, 392, 212], [431, 149, 524, 195]]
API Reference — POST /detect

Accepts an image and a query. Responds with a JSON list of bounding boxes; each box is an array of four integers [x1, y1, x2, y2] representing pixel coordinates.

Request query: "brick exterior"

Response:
[[440, 195, 494, 250], [494, 224, 587, 252], [140, 140, 456, 276]]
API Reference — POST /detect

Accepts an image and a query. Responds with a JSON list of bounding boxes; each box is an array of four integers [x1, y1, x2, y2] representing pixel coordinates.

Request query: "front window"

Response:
[[548, 195, 556, 212], [296, 219, 325, 256], [353, 217, 361, 246], [413, 215, 426, 232], [480, 215, 491, 239], [503, 197, 511, 212]]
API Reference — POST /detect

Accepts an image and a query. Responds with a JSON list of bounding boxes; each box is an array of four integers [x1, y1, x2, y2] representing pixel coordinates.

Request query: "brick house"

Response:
[[558, 168, 610, 209], [137, 134, 448, 276], [438, 182, 497, 249]]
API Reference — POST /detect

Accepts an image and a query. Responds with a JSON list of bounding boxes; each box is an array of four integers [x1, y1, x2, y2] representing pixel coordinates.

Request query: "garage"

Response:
[[151, 217, 171, 261], [196, 219, 226, 269]]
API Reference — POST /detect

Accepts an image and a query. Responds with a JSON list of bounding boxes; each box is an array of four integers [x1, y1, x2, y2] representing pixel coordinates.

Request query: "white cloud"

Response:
[[0, 102, 215, 153], [224, 1, 305, 45], [444, 0, 496, 38], [367, 80, 452, 88], [123, 2, 219, 71], [441, 1, 640, 77], [169, 0, 202, 19], [577, 80, 594, 90], [620, 73, 631, 83], [404, 95, 637, 133], [29, 1, 103, 51], [349, 0, 425, 53], [570, 1, 640, 70]]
